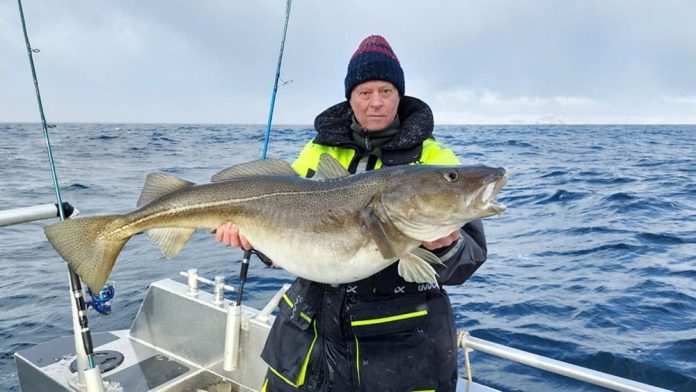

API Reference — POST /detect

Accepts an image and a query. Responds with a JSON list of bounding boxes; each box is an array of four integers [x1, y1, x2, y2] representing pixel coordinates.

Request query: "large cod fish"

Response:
[[44, 154, 507, 291]]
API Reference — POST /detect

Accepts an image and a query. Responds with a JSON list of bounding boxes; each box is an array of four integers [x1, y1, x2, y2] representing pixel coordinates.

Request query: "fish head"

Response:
[[380, 165, 507, 241]]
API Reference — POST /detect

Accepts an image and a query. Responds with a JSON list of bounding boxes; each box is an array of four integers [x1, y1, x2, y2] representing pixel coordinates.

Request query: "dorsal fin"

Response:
[[137, 172, 194, 208], [314, 153, 350, 180], [212, 159, 296, 182]]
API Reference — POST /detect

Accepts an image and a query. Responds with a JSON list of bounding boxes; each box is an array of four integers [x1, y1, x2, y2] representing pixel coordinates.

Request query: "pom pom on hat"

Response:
[[344, 35, 405, 99]]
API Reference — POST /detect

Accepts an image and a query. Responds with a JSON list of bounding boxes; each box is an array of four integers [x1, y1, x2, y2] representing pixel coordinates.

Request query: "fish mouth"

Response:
[[476, 174, 507, 216]]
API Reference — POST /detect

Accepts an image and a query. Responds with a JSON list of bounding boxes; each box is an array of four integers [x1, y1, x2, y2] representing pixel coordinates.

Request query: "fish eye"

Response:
[[444, 171, 458, 182]]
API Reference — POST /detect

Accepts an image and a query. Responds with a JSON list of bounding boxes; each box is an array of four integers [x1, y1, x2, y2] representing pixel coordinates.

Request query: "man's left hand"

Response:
[[422, 230, 462, 250]]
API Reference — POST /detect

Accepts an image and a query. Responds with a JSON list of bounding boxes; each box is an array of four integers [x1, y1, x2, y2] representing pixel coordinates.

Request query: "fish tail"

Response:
[[44, 215, 128, 291]]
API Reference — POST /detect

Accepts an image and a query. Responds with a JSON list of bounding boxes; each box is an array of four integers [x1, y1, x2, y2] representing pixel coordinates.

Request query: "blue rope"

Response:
[[261, 0, 293, 159]]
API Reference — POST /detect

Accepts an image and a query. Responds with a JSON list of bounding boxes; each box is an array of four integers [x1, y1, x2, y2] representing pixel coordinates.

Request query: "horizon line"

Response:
[[2, 121, 696, 126]]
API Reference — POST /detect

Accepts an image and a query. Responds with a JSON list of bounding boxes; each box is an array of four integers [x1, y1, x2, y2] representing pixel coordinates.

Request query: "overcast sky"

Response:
[[2, 0, 695, 124]]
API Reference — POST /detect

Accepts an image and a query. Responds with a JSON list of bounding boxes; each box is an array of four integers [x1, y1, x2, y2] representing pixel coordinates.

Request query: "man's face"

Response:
[[349, 80, 401, 131]]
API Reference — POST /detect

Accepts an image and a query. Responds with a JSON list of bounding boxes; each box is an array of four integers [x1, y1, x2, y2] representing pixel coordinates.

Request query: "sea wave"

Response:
[[1, 124, 694, 391]]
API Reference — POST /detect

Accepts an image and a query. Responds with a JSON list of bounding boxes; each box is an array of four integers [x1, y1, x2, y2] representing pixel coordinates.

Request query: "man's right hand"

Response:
[[215, 222, 253, 250]]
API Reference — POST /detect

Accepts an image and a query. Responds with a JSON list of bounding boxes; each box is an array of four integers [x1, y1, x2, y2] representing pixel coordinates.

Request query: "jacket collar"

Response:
[[313, 96, 434, 151]]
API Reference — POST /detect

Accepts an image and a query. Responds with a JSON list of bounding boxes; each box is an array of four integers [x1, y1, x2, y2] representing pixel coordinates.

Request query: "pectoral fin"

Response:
[[146, 227, 197, 258], [409, 247, 445, 266], [360, 204, 399, 260], [397, 251, 440, 284]]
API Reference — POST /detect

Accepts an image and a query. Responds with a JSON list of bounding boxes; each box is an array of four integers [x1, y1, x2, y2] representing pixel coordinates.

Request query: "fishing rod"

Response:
[[16, 1, 104, 390], [225, 4, 294, 370], [260, 0, 293, 159], [239, 0, 293, 302]]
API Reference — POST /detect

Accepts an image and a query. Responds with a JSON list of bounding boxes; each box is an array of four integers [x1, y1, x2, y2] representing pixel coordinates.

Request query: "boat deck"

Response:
[[15, 278, 497, 391]]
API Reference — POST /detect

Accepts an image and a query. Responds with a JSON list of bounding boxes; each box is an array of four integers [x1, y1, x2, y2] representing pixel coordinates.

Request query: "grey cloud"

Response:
[[2, 0, 695, 124]]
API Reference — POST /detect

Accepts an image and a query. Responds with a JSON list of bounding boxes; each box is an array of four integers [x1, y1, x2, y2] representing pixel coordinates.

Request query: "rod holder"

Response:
[[186, 269, 199, 298], [223, 303, 242, 372], [68, 364, 105, 392], [213, 275, 225, 306], [82, 366, 105, 392]]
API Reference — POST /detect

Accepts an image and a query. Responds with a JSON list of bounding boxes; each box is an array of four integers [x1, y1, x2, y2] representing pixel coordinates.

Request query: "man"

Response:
[[216, 35, 487, 391]]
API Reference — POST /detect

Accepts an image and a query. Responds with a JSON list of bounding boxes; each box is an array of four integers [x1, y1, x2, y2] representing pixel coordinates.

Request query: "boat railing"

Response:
[[0, 202, 78, 227], [178, 269, 236, 304], [457, 331, 672, 392]]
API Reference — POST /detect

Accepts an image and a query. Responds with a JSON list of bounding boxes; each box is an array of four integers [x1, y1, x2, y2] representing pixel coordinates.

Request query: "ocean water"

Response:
[[0, 123, 694, 391]]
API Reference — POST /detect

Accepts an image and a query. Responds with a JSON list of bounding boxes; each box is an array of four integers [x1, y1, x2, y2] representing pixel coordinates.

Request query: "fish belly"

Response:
[[242, 223, 397, 284]]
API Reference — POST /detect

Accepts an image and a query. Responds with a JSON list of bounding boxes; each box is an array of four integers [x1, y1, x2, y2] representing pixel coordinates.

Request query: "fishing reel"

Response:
[[86, 282, 115, 315]]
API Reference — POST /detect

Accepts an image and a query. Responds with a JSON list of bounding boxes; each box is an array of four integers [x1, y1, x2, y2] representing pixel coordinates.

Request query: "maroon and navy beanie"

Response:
[[344, 35, 405, 99]]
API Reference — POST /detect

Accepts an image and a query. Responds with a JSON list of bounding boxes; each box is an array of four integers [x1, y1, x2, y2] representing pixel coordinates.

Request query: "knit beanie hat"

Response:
[[344, 35, 405, 99]]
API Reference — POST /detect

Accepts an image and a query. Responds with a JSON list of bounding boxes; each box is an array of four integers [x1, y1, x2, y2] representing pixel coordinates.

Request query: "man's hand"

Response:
[[421, 230, 461, 250], [215, 222, 253, 250]]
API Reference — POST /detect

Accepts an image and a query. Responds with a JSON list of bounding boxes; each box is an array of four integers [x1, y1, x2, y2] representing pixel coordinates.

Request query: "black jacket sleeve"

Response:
[[431, 219, 487, 285]]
